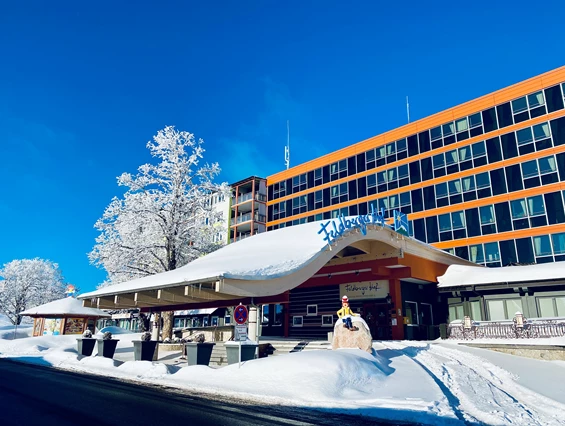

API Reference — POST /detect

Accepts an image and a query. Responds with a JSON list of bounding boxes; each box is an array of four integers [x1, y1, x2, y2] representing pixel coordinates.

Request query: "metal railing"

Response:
[[233, 192, 267, 204], [445, 316, 565, 340], [232, 212, 266, 224]]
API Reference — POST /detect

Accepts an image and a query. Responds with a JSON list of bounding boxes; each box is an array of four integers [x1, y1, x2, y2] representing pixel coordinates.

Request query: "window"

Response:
[[443, 122, 455, 136], [469, 244, 484, 263], [445, 149, 458, 165], [203, 316, 209, 327], [475, 172, 490, 189], [552, 232, 565, 254], [512, 97, 528, 114], [528, 91, 545, 108], [528, 195, 545, 217], [306, 305, 318, 316], [458, 146, 471, 162], [456, 118, 468, 133], [452, 211, 465, 230], [537, 297, 565, 317], [261, 305, 269, 325], [484, 242, 500, 262], [274, 304, 283, 326], [211, 316, 219, 327], [448, 179, 461, 195], [462, 176, 475, 192], [517, 127, 533, 146], [470, 301, 482, 321], [479, 205, 495, 224], [487, 298, 523, 321], [449, 304, 464, 322], [436, 182, 448, 198], [521, 160, 538, 178], [533, 235, 552, 257], [439, 213, 451, 232], [431, 126, 442, 141], [224, 314, 231, 325], [400, 191, 411, 206], [322, 315, 334, 327], [367, 174, 376, 188], [510, 199, 527, 219], [314, 168, 322, 185], [533, 122, 550, 140], [292, 316, 303, 327], [433, 153, 445, 169], [405, 301, 419, 325]]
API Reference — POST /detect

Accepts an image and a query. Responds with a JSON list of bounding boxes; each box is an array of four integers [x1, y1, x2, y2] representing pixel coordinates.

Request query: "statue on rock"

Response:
[[332, 295, 373, 353]]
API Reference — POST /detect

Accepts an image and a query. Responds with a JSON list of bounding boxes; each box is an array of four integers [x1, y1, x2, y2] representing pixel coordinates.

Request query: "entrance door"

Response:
[[363, 302, 392, 340], [260, 304, 284, 337]]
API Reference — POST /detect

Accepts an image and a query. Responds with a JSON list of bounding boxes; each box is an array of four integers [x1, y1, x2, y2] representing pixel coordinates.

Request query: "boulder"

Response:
[[332, 316, 372, 353]]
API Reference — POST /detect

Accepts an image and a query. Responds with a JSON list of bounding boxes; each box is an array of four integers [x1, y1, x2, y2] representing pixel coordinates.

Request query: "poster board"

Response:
[[63, 317, 85, 335], [43, 318, 63, 336], [33, 318, 43, 337]]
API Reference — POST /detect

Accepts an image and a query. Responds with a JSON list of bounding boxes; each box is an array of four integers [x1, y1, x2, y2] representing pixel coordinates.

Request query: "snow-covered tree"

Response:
[[89, 126, 230, 338], [0, 258, 67, 325]]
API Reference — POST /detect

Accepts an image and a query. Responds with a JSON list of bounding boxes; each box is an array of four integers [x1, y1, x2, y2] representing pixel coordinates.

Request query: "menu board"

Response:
[[64, 317, 85, 335]]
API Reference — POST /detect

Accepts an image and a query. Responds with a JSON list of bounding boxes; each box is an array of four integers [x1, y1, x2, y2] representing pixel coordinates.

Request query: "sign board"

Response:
[[234, 304, 248, 325], [339, 280, 389, 300], [234, 325, 248, 341], [317, 205, 409, 247]]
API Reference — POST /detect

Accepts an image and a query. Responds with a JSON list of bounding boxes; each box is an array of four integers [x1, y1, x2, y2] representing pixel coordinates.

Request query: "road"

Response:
[[0, 359, 399, 426]]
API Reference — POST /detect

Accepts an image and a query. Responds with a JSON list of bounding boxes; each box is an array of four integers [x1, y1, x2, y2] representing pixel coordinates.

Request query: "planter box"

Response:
[[225, 342, 258, 365], [76, 338, 96, 356], [185, 342, 215, 366], [97, 339, 119, 359], [133, 340, 159, 362]]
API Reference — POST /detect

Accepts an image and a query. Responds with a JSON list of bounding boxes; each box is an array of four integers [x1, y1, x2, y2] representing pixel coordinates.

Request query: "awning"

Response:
[[174, 308, 217, 316], [438, 262, 565, 289]]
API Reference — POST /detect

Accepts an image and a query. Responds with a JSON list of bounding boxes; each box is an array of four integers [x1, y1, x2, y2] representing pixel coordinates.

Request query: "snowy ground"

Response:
[[1, 328, 564, 425]]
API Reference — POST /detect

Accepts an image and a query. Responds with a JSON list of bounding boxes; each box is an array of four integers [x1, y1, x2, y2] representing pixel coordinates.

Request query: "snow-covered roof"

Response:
[[79, 217, 475, 303], [437, 262, 565, 289], [19, 297, 111, 317]]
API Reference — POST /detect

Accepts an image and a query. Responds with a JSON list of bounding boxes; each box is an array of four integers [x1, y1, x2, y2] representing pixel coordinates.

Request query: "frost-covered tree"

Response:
[[0, 258, 67, 325], [89, 126, 230, 339]]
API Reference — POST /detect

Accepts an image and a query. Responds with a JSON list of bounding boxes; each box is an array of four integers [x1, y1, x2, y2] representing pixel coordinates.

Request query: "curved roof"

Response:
[[438, 262, 565, 289], [20, 297, 111, 317], [80, 217, 474, 302]]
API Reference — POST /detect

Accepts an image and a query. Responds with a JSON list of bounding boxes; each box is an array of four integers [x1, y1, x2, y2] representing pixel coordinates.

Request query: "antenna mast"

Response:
[[284, 120, 290, 170], [406, 96, 410, 123]]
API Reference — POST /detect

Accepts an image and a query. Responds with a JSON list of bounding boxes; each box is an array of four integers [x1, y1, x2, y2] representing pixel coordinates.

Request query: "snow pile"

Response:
[[1, 332, 565, 425], [0, 314, 11, 326]]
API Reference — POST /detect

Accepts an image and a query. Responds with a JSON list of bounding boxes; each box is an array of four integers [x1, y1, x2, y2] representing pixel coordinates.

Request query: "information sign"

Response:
[[235, 325, 248, 341]]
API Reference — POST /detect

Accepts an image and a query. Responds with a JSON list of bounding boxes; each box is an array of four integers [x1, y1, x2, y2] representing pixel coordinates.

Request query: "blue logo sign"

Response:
[[318, 205, 408, 247]]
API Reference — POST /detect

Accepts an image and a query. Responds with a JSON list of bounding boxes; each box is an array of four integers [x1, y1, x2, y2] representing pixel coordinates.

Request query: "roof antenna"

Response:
[[406, 96, 410, 123], [284, 120, 290, 170]]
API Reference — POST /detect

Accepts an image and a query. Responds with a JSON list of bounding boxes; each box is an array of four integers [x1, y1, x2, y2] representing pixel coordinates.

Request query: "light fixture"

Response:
[[385, 293, 392, 305], [355, 270, 359, 276], [328, 274, 332, 279]]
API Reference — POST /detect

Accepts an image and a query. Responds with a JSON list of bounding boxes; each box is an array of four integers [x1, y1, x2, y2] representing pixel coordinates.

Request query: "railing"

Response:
[[233, 192, 267, 204], [445, 316, 565, 340], [232, 212, 266, 224]]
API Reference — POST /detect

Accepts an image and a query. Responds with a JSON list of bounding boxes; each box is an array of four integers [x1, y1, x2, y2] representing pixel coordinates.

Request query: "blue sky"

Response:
[[1, 1, 564, 293]]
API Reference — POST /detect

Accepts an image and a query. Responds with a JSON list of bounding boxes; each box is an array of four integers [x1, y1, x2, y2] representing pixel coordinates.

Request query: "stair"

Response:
[[259, 339, 332, 357], [209, 342, 228, 367]]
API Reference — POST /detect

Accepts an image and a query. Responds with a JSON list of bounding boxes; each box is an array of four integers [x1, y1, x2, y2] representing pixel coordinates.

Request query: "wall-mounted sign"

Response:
[[339, 280, 389, 300], [318, 206, 408, 247]]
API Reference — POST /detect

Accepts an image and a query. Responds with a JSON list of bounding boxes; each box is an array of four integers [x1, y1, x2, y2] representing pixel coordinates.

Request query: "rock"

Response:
[[332, 317, 373, 353]]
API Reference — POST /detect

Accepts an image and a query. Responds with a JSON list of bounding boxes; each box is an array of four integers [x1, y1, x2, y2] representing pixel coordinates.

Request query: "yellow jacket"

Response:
[[337, 306, 359, 319]]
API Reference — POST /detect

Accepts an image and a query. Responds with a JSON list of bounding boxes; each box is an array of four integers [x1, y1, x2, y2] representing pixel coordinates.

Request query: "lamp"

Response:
[[355, 270, 359, 276], [385, 293, 392, 305], [328, 274, 332, 279]]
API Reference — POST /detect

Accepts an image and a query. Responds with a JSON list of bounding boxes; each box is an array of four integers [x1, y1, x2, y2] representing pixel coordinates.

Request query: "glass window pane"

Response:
[[436, 182, 448, 198], [475, 172, 490, 189], [458, 146, 471, 161], [433, 153, 445, 168], [443, 122, 454, 136], [533, 122, 550, 140], [507, 299, 523, 317], [366, 149, 375, 162], [397, 138, 407, 151], [377, 171, 387, 184], [538, 298, 555, 317], [539, 156, 557, 174], [521, 160, 538, 178], [527, 195, 545, 216], [472, 141, 486, 158], [517, 128, 533, 146], [556, 297, 565, 316], [512, 97, 528, 113], [448, 179, 461, 194], [331, 185, 339, 197], [388, 168, 397, 181], [376, 146, 385, 159], [431, 126, 442, 141], [456, 118, 468, 132], [367, 174, 376, 187], [388, 194, 398, 209], [462, 176, 475, 192], [446, 149, 458, 165], [487, 300, 506, 321], [552, 232, 565, 254], [533, 235, 552, 256], [398, 164, 408, 178], [400, 191, 411, 206], [451, 211, 465, 229], [469, 113, 482, 128], [470, 301, 482, 320], [484, 242, 500, 261], [469, 244, 485, 263], [479, 205, 495, 224], [528, 91, 545, 108], [511, 199, 527, 219], [439, 213, 451, 231], [386, 143, 396, 155]]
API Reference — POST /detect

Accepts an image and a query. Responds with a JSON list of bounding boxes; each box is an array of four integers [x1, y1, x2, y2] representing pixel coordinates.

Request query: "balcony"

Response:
[[233, 192, 267, 205], [232, 212, 266, 225]]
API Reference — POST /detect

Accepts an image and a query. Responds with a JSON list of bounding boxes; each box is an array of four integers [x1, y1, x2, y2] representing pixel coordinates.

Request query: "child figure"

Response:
[[337, 295, 359, 331]]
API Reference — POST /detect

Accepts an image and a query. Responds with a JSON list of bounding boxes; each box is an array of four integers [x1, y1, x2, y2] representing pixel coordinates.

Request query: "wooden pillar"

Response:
[[283, 303, 290, 337], [389, 278, 404, 340]]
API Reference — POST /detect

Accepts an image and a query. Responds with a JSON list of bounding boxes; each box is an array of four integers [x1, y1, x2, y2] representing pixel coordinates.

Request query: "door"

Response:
[[260, 304, 284, 337], [363, 302, 391, 340]]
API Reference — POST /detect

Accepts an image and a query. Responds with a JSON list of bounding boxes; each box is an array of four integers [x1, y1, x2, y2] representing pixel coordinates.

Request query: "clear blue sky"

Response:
[[1, 1, 564, 293]]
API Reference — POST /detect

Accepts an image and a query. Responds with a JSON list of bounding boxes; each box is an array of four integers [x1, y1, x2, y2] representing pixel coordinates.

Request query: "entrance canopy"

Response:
[[79, 217, 474, 311]]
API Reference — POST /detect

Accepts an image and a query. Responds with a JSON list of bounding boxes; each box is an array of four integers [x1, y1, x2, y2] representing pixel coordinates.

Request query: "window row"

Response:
[[269, 83, 565, 200], [269, 149, 565, 222], [442, 231, 565, 269]]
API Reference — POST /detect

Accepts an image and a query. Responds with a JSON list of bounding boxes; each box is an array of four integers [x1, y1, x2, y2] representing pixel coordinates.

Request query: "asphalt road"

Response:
[[0, 359, 402, 426]]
